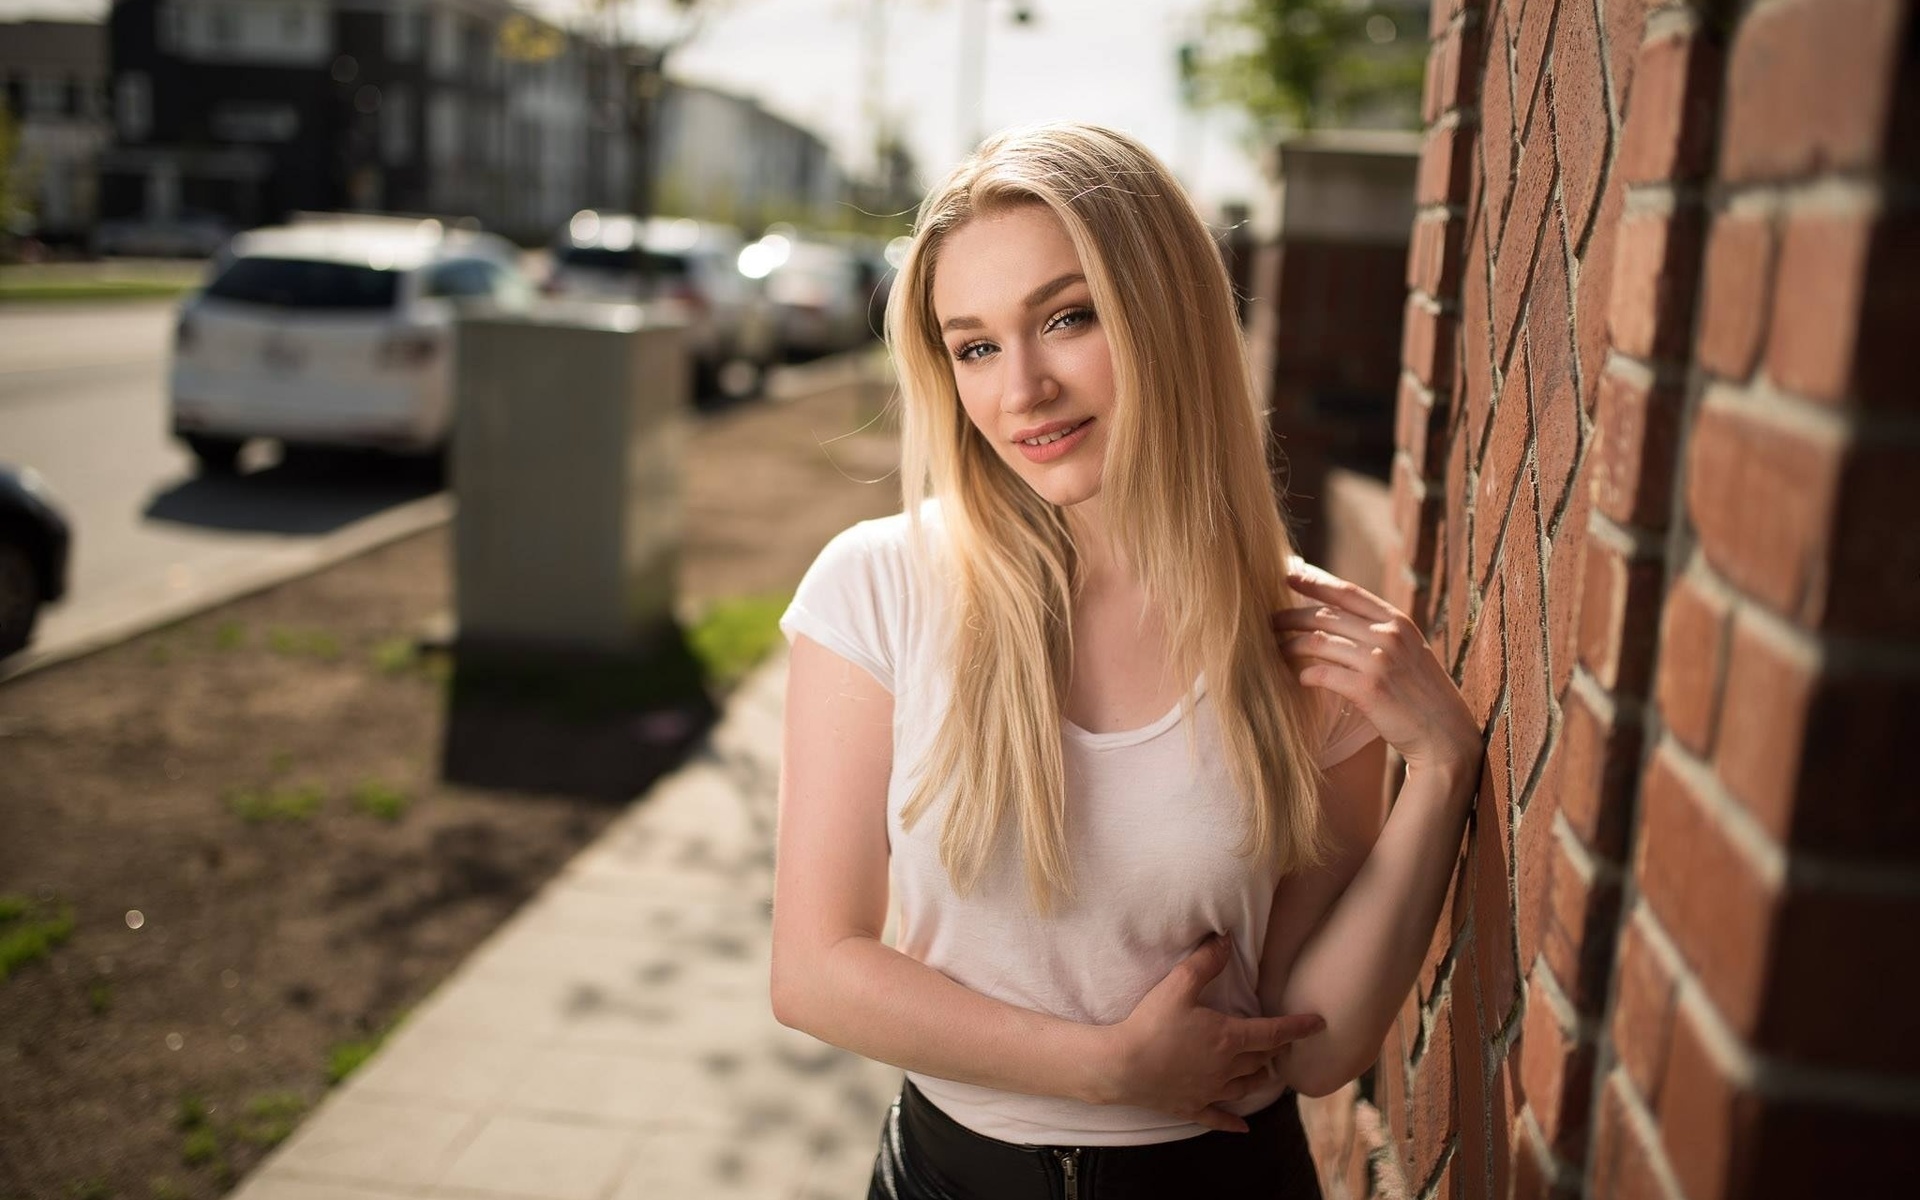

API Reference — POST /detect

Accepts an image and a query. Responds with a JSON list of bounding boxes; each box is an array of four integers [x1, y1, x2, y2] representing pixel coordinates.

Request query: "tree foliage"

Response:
[[1183, 0, 1428, 134]]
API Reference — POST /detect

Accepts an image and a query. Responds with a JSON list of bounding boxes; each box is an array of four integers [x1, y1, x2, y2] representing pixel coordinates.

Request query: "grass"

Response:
[[179, 1126, 218, 1166], [174, 1094, 208, 1132], [369, 636, 418, 675], [0, 894, 76, 982], [349, 780, 410, 822], [0, 279, 196, 304], [64, 1180, 110, 1200], [232, 1091, 306, 1148], [265, 627, 342, 662], [325, 1010, 406, 1084], [148, 1179, 191, 1200], [213, 620, 247, 651], [88, 981, 113, 1015], [690, 593, 792, 689], [225, 782, 325, 824]]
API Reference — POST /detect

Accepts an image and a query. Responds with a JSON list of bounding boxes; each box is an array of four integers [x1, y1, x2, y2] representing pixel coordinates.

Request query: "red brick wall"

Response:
[[1303, 0, 1920, 1196]]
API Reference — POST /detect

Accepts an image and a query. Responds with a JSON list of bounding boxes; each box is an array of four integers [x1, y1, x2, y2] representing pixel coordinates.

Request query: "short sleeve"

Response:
[[780, 521, 900, 693], [1317, 693, 1380, 770]]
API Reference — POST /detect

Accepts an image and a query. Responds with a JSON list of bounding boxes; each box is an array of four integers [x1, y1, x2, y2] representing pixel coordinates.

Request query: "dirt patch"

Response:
[[0, 368, 900, 1198]]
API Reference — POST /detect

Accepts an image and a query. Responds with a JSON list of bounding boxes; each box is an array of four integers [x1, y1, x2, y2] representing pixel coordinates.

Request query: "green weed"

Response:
[[88, 981, 113, 1015], [265, 627, 342, 662], [65, 1180, 110, 1200], [369, 636, 418, 675], [148, 1178, 191, 1200], [690, 593, 792, 689], [174, 1093, 208, 1131], [349, 780, 410, 822], [225, 783, 324, 824], [147, 642, 174, 666], [0, 898, 75, 981], [232, 1091, 305, 1148], [212, 620, 247, 651], [325, 1010, 405, 1084], [267, 750, 294, 776], [179, 1125, 218, 1166]]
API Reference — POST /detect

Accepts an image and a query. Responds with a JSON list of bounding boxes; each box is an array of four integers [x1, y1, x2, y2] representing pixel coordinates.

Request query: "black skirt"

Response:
[[868, 1078, 1327, 1200]]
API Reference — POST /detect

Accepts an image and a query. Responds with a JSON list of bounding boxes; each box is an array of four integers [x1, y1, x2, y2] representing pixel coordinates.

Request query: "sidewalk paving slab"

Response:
[[230, 652, 899, 1200]]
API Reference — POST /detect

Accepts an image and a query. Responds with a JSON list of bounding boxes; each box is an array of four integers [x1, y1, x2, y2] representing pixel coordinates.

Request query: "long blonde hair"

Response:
[[887, 122, 1325, 910]]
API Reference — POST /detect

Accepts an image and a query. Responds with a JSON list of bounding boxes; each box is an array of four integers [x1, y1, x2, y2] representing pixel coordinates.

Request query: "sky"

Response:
[[0, 0, 1269, 211]]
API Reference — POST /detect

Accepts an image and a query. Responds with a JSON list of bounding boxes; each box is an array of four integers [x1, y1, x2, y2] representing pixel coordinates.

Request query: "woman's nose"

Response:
[[1001, 344, 1059, 413]]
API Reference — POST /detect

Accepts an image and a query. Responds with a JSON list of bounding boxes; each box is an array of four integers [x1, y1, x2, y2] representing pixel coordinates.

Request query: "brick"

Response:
[[1575, 538, 1662, 696], [1653, 571, 1730, 758], [1445, 420, 1473, 670], [1685, 399, 1844, 626], [1472, 716, 1520, 1032], [1616, 24, 1723, 185], [1557, 681, 1639, 863], [1545, 464, 1590, 697], [1461, 576, 1506, 727], [1515, 778, 1560, 975], [1408, 212, 1463, 301], [1766, 207, 1873, 406], [1512, 0, 1560, 142], [1429, 0, 1461, 42], [1719, 0, 1910, 183], [1573, 171, 1624, 414], [1589, 365, 1681, 529], [1507, 1102, 1579, 1200], [1397, 374, 1446, 481], [1609, 913, 1677, 1105], [1548, 0, 1609, 245], [1475, 352, 1531, 589], [1603, 0, 1650, 122], [1423, 18, 1482, 124], [1695, 210, 1777, 381], [1502, 481, 1550, 785], [1524, 229, 1581, 524], [1608, 207, 1704, 364], [1419, 121, 1475, 207], [1517, 972, 1596, 1158], [1403, 294, 1457, 391], [1464, 219, 1496, 448], [1635, 747, 1778, 1038], [1493, 143, 1556, 368], [1392, 452, 1441, 578], [1769, 886, 1920, 1073], [1541, 822, 1622, 1014], [1715, 614, 1920, 860], [1380, 996, 1414, 1168], [1450, 948, 1493, 1196], [1482, 12, 1518, 236], [1654, 994, 1743, 1200], [1410, 999, 1457, 1188], [1590, 1073, 1668, 1200]]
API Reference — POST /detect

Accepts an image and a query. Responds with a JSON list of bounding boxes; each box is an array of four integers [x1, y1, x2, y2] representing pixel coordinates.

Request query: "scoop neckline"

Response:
[[1062, 674, 1209, 749]]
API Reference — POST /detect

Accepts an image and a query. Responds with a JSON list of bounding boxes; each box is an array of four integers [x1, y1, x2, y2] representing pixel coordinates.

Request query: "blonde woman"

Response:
[[772, 124, 1481, 1197]]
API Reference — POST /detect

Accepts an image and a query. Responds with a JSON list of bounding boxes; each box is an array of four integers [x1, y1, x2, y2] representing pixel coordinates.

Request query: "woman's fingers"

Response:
[[1285, 561, 1396, 624], [1194, 1105, 1252, 1134], [1279, 629, 1370, 671]]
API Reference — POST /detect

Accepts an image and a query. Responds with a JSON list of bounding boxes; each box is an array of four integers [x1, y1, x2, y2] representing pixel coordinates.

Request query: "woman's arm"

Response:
[[769, 634, 1324, 1132], [1262, 565, 1483, 1098]]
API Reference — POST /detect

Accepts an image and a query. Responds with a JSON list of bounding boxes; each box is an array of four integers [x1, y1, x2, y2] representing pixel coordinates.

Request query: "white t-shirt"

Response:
[[779, 510, 1379, 1146]]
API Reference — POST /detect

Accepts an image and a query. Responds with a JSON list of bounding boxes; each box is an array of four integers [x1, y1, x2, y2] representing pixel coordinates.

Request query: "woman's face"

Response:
[[930, 203, 1116, 510]]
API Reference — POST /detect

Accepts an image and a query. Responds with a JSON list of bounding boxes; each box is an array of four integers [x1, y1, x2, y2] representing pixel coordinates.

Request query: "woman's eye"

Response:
[[1046, 306, 1093, 333], [953, 340, 993, 363]]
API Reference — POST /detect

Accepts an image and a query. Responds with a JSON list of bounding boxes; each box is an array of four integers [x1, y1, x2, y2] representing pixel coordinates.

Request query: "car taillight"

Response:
[[378, 331, 440, 367], [175, 313, 197, 351]]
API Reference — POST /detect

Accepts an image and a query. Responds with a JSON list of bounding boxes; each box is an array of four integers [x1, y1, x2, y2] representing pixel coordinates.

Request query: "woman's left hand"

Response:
[[1273, 561, 1482, 777]]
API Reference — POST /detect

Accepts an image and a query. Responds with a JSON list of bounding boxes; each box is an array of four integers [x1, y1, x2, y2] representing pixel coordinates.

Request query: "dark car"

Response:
[[0, 465, 72, 658]]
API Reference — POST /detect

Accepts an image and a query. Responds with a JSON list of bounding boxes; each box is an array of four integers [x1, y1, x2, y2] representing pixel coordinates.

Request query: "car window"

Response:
[[205, 257, 399, 310], [557, 245, 641, 272], [419, 260, 495, 299]]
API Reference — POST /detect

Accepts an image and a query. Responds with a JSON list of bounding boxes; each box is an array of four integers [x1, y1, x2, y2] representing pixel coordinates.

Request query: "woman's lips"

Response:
[[1013, 417, 1093, 463]]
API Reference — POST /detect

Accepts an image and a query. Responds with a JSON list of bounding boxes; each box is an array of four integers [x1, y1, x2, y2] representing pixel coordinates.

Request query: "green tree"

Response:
[[1183, 0, 1428, 135], [0, 100, 35, 241]]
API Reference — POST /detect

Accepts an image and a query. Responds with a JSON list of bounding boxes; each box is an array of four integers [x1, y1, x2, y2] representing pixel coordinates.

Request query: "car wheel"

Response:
[[0, 539, 42, 658], [186, 435, 244, 475]]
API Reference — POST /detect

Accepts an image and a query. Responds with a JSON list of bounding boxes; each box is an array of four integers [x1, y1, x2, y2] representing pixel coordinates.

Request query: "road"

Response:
[[0, 301, 446, 675]]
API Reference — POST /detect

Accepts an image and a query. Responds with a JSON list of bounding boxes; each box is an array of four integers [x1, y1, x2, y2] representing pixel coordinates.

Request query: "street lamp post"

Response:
[[954, 0, 1036, 160]]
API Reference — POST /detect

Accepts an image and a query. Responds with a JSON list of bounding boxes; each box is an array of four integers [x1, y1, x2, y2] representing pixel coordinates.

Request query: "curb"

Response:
[[0, 492, 455, 685]]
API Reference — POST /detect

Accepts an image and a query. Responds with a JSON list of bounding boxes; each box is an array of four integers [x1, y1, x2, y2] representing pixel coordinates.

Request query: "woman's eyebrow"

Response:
[[938, 272, 1088, 334]]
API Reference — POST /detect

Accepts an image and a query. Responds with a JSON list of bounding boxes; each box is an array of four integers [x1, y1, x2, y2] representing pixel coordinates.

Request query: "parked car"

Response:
[[544, 211, 777, 401], [0, 465, 72, 659], [94, 208, 236, 259], [754, 236, 874, 359], [168, 216, 531, 473]]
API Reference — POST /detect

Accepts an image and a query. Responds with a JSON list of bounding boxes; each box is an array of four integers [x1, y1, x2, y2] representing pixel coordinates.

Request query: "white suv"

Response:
[[169, 216, 530, 473]]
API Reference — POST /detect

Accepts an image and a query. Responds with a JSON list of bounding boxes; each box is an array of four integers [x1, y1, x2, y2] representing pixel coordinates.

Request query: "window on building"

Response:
[[382, 85, 413, 166], [209, 3, 238, 49], [116, 72, 152, 141], [429, 11, 460, 77], [388, 5, 422, 61]]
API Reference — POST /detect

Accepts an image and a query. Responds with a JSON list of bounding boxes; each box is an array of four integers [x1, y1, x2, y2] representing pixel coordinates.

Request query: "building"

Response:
[[98, 0, 597, 243], [0, 19, 111, 245], [652, 79, 845, 232]]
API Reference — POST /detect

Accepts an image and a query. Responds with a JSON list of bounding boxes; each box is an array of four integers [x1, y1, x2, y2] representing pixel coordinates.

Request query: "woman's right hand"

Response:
[[1099, 935, 1326, 1133]]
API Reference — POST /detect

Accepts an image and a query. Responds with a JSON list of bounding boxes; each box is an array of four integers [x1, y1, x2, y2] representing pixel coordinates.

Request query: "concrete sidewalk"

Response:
[[230, 653, 899, 1200]]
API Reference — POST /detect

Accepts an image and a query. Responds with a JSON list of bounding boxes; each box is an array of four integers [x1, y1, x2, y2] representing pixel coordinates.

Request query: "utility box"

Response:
[[452, 303, 688, 654]]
